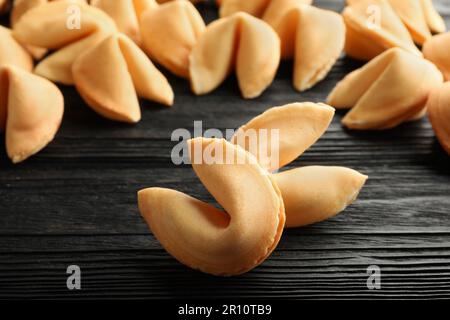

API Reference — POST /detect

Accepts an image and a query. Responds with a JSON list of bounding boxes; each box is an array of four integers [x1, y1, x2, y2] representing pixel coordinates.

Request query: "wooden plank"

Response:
[[1, 234, 450, 299], [0, 163, 448, 234]]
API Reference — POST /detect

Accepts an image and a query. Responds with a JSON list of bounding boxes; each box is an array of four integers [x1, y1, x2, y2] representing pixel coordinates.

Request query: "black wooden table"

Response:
[[0, 0, 449, 300]]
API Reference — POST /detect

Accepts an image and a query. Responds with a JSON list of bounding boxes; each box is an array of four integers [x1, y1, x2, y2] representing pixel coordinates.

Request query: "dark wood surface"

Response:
[[1, 0, 449, 300]]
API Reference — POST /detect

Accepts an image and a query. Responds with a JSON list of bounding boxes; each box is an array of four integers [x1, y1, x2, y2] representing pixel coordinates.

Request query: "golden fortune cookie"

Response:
[[343, 0, 421, 60], [232, 102, 335, 172], [11, 0, 88, 26], [72, 33, 174, 123], [263, 0, 346, 91], [0, 65, 64, 163], [189, 12, 280, 99], [11, 0, 89, 59], [13, 0, 117, 85], [138, 138, 285, 276], [0, 25, 33, 71], [347, 0, 446, 46], [138, 104, 368, 276], [386, 0, 446, 44], [327, 48, 443, 130], [232, 102, 368, 228], [91, 0, 157, 45], [140, 0, 206, 78], [273, 166, 367, 228], [423, 32, 450, 81]]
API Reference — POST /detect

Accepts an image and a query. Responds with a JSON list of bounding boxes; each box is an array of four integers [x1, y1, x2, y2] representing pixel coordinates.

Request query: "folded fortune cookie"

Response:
[[13, 0, 117, 84], [386, 0, 445, 45], [11, 0, 89, 59], [328, 48, 443, 130], [0, 25, 33, 71], [263, 0, 346, 91], [140, 0, 206, 78], [423, 31, 450, 81], [0, 65, 64, 163], [343, 0, 421, 60], [138, 103, 369, 276], [139, 138, 285, 276], [189, 12, 280, 99], [72, 33, 174, 123], [232, 102, 368, 228], [91, 0, 157, 45]]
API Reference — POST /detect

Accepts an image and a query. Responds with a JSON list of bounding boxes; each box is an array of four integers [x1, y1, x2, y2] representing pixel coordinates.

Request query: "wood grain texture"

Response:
[[0, 0, 449, 299]]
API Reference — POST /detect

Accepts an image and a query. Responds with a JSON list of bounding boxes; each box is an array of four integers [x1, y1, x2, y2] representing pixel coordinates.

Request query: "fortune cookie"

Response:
[[13, 0, 117, 84], [91, 0, 157, 45], [263, 0, 346, 91], [11, 0, 48, 59], [232, 102, 335, 172], [426, 82, 450, 155], [273, 166, 367, 227], [11, 0, 87, 26], [423, 32, 450, 81], [138, 138, 285, 276], [11, 0, 89, 59], [140, 0, 205, 78], [232, 102, 367, 227], [0, 65, 64, 163], [343, 0, 421, 60], [327, 48, 443, 130], [0, 26, 33, 71], [218, 0, 312, 18], [189, 12, 280, 99], [386, 0, 446, 45], [72, 33, 174, 123]]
